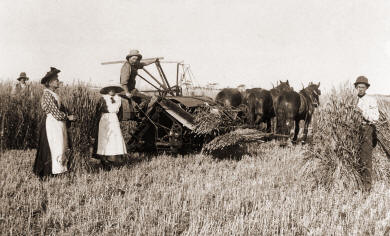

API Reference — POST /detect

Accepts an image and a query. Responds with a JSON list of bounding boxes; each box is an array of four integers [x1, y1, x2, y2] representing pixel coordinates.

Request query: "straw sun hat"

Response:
[[100, 81, 124, 94]]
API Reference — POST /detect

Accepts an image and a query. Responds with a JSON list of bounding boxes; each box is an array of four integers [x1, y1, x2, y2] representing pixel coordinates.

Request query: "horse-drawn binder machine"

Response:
[[101, 57, 244, 154]]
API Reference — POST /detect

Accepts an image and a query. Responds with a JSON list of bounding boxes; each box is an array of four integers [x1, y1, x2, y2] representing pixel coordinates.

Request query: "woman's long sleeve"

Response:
[[41, 92, 67, 121]]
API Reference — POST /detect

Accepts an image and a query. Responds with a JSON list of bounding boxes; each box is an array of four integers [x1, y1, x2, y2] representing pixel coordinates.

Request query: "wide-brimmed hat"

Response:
[[100, 82, 124, 94], [41, 67, 61, 84], [126, 49, 143, 61], [17, 72, 29, 81], [354, 76, 370, 88]]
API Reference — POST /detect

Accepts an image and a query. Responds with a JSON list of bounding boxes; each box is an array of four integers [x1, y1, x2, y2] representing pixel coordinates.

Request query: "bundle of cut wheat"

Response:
[[193, 105, 244, 137], [202, 128, 284, 159], [302, 84, 390, 191], [375, 99, 390, 159]]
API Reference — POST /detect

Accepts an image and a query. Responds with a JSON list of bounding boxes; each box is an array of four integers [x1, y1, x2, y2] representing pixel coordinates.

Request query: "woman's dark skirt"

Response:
[[33, 118, 52, 178]]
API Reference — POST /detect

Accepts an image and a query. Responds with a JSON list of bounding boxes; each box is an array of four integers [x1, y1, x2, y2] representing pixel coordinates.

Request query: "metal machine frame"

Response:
[[102, 57, 217, 153]]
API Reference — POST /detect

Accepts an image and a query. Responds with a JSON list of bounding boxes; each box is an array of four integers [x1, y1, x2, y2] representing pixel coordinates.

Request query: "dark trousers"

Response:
[[359, 125, 375, 192]]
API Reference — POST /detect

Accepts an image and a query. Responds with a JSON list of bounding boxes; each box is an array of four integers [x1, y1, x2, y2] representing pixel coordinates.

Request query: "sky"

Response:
[[1, 0, 390, 94]]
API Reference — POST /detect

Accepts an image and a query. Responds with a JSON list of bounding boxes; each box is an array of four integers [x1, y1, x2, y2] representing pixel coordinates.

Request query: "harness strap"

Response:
[[299, 93, 307, 114]]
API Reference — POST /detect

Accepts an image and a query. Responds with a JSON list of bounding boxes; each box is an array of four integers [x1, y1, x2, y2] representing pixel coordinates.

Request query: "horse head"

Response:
[[305, 82, 321, 107], [276, 80, 292, 92], [270, 80, 292, 97]]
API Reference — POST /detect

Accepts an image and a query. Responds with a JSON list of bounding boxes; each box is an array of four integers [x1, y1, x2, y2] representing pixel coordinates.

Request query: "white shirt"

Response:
[[102, 94, 121, 113], [357, 94, 379, 122]]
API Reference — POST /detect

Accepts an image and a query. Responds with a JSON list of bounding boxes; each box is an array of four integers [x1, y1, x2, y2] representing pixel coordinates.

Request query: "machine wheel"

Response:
[[169, 122, 183, 153]]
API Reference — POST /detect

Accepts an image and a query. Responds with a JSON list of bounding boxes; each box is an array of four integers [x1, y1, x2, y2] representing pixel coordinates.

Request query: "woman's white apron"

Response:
[[45, 89, 68, 174], [97, 95, 127, 156]]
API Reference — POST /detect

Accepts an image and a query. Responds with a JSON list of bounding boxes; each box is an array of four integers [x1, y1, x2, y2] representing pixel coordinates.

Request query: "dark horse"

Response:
[[275, 82, 321, 143], [215, 88, 243, 107], [270, 80, 293, 104], [269, 80, 293, 133], [246, 88, 274, 132]]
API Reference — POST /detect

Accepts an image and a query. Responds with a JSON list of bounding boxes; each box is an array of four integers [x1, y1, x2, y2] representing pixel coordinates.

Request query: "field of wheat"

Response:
[[2, 81, 390, 235]]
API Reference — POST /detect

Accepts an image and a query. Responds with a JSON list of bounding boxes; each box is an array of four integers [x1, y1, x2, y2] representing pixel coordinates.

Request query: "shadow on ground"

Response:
[[85, 152, 156, 172]]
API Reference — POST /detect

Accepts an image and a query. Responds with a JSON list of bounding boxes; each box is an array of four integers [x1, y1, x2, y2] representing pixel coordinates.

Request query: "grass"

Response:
[[2, 144, 390, 235]]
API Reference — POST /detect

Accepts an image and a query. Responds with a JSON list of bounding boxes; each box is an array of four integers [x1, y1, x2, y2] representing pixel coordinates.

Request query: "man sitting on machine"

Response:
[[120, 49, 158, 120]]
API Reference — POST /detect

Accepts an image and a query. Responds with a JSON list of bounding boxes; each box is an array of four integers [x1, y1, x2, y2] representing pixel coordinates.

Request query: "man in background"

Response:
[[12, 72, 30, 96], [354, 76, 379, 192]]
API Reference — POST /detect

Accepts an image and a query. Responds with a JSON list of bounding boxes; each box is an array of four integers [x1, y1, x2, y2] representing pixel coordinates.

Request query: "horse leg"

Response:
[[272, 116, 277, 134], [276, 116, 283, 135], [292, 119, 300, 144], [250, 113, 255, 127], [276, 117, 291, 135], [302, 116, 311, 144], [277, 117, 287, 147], [254, 115, 262, 128], [255, 102, 264, 130], [266, 118, 272, 133], [249, 105, 256, 127]]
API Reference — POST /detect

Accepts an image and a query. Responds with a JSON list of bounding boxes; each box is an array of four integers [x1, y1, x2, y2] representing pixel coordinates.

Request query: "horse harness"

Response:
[[298, 89, 317, 119]]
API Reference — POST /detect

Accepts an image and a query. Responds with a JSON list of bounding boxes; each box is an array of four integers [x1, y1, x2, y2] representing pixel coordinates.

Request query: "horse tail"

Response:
[[275, 95, 293, 136], [275, 96, 284, 134], [254, 98, 264, 124], [248, 93, 256, 126]]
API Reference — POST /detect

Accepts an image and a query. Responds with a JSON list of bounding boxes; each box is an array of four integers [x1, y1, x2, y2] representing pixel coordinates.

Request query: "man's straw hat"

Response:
[[17, 72, 29, 81], [126, 49, 143, 61], [354, 76, 370, 88]]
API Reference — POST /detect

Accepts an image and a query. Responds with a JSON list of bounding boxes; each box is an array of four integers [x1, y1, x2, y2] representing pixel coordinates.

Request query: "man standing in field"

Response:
[[120, 49, 157, 119], [12, 72, 30, 96], [354, 76, 379, 192]]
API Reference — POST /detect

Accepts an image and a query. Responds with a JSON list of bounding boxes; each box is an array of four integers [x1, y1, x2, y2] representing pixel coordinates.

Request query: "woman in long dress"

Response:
[[94, 83, 127, 168], [33, 67, 76, 178]]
